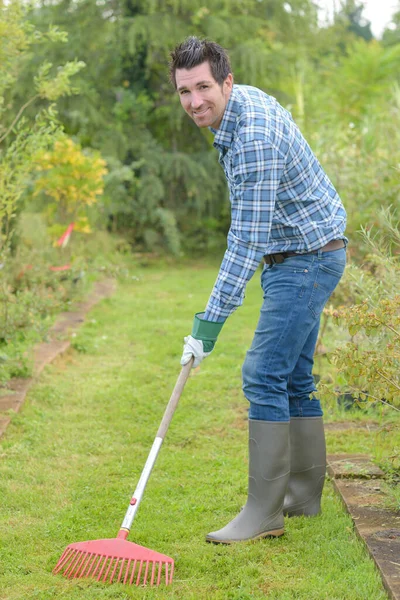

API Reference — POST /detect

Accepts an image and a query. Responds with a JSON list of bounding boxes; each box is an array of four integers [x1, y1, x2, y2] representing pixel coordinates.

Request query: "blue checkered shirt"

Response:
[[203, 84, 347, 323]]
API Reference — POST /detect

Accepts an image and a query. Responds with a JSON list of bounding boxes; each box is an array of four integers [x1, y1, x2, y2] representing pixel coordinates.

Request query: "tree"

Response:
[[0, 0, 84, 262]]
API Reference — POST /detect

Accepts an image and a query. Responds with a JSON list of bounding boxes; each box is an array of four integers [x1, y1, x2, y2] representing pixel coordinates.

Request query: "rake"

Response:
[[53, 359, 193, 587]]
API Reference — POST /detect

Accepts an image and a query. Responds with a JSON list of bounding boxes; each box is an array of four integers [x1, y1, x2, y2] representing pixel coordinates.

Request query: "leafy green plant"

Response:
[[320, 209, 400, 412], [0, 1, 85, 348], [0, 1, 85, 260]]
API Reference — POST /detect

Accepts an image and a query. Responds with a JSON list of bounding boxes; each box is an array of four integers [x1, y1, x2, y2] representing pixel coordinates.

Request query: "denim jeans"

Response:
[[242, 247, 346, 422]]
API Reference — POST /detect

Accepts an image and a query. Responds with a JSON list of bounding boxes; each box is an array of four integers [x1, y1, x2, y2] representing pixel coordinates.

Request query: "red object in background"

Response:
[[17, 224, 75, 277], [49, 264, 71, 272], [56, 222, 75, 248], [16, 264, 33, 279]]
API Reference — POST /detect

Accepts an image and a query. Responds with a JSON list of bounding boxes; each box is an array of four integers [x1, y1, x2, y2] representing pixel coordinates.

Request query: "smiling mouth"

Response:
[[193, 108, 210, 117]]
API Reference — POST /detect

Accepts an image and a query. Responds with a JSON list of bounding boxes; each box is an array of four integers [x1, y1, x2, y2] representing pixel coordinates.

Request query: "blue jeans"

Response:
[[242, 247, 346, 422]]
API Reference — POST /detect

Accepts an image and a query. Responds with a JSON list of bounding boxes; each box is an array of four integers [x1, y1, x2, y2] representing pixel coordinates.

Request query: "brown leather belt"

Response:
[[263, 239, 345, 266]]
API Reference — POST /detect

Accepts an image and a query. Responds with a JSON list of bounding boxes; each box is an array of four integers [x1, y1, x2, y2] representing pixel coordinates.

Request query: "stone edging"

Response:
[[328, 452, 400, 600], [0, 278, 116, 438]]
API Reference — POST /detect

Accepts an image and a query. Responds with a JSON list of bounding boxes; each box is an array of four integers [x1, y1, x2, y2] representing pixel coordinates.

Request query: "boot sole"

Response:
[[284, 509, 321, 517], [205, 528, 285, 544]]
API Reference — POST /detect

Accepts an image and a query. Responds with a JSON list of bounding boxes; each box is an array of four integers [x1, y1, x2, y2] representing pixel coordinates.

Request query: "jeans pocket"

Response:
[[308, 262, 345, 318]]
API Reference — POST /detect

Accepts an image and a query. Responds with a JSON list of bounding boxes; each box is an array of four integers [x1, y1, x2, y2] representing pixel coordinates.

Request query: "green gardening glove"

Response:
[[181, 312, 224, 368]]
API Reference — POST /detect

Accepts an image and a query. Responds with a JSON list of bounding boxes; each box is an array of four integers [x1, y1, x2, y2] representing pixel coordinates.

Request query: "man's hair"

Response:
[[169, 37, 232, 89]]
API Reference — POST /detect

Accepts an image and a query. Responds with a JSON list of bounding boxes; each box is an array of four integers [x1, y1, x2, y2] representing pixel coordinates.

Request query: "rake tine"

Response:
[[80, 553, 95, 578], [129, 559, 138, 585], [65, 550, 84, 578], [95, 555, 108, 581], [150, 561, 156, 586], [54, 548, 72, 573], [86, 554, 99, 578], [136, 560, 144, 586], [91, 554, 104, 579], [109, 557, 120, 583], [143, 560, 150, 586], [122, 559, 131, 585], [102, 556, 114, 582], [75, 551, 92, 578], [73, 550, 90, 578], [143, 560, 151, 585], [169, 562, 174, 585], [62, 549, 79, 577], [156, 561, 162, 586], [117, 558, 125, 583]]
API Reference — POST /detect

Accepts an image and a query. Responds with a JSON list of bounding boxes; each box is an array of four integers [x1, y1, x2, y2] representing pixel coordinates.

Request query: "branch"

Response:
[[0, 94, 40, 145], [372, 314, 400, 338], [346, 385, 400, 413], [375, 368, 400, 393]]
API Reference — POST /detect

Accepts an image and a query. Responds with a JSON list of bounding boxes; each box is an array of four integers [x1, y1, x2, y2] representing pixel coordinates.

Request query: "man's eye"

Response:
[[200, 85, 208, 90], [180, 90, 188, 95]]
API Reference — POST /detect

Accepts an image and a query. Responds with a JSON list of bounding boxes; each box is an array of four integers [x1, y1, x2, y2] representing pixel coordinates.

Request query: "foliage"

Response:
[[0, 1, 86, 365], [34, 136, 108, 238], [0, 212, 135, 383], [329, 296, 400, 409], [0, 0, 85, 258], [12, 0, 397, 256], [320, 209, 400, 411], [12, 0, 328, 252]]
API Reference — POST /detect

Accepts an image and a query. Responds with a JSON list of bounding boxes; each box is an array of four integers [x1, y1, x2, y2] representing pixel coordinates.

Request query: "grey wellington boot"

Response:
[[283, 417, 326, 517], [206, 420, 290, 544]]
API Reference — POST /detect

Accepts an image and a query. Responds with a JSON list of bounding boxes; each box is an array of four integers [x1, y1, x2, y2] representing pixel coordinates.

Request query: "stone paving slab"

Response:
[[328, 453, 385, 479], [0, 279, 115, 438], [328, 453, 400, 600], [325, 421, 380, 432]]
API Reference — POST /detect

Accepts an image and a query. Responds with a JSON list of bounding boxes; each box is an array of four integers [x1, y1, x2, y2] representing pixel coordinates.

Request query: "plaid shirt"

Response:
[[203, 84, 347, 323]]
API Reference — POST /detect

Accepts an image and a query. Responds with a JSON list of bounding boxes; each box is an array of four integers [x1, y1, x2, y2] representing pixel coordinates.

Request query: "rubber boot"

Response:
[[283, 417, 326, 517], [206, 420, 290, 544]]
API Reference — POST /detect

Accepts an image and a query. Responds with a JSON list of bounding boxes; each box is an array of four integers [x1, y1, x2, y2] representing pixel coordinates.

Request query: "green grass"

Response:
[[0, 260, 394, 599]]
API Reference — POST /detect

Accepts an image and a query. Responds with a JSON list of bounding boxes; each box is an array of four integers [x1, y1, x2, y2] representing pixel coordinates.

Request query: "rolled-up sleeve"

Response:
[[204, 140, 286, 322]]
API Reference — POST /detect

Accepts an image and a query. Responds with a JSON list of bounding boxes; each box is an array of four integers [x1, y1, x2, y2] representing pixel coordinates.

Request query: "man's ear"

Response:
[[224, 73, 233, 93]]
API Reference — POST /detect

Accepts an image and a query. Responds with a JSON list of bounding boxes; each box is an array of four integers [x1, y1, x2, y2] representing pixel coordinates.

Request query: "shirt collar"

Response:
[[210, 85, 241, 151]]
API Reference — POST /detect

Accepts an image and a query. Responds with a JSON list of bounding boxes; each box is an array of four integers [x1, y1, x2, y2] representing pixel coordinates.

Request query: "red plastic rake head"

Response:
[[53, 537, 174, 586]]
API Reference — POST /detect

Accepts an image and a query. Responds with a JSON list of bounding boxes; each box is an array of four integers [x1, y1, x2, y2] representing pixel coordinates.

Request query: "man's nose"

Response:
[[190, 91, 203, 109]]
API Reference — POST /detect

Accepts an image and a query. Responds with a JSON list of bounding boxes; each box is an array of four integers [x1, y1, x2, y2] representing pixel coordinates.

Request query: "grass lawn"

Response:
[[0, 259, 394, 599]]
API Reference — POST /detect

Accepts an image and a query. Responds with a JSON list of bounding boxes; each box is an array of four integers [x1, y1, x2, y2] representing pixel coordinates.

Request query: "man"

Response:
[[170, 37, 347, 544]]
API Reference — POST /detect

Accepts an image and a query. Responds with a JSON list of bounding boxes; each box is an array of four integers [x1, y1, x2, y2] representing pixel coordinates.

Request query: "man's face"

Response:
[[175, 61, 233, 129]]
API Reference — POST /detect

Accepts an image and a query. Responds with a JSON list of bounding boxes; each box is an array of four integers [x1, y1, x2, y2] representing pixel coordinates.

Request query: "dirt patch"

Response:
[[324, 421, 380, 432], [0, 279, 116, 438]]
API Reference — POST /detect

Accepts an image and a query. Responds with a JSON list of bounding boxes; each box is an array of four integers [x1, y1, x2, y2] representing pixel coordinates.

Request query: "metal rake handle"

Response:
[[119, 359, 193, 535]]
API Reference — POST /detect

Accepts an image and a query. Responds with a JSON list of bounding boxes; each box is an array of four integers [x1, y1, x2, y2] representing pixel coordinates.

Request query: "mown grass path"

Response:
[[0, 261, 389, 599]]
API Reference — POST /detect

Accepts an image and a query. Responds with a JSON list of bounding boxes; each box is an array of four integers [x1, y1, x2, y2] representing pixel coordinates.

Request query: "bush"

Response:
[[320, 209, 400, 412]]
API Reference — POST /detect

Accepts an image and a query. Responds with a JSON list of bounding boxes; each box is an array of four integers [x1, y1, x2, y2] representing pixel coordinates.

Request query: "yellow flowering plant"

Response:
[[34, 137, 107, 238]]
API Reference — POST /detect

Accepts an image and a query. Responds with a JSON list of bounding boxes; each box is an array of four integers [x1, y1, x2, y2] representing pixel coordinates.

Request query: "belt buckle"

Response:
[[264, 253, 286, 265], [274, 253, 285, 264]]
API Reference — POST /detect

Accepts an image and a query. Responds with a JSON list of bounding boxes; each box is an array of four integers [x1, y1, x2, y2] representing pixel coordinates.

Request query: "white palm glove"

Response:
[[180, 312, 225, 369], [181, 335, 213, 368]]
